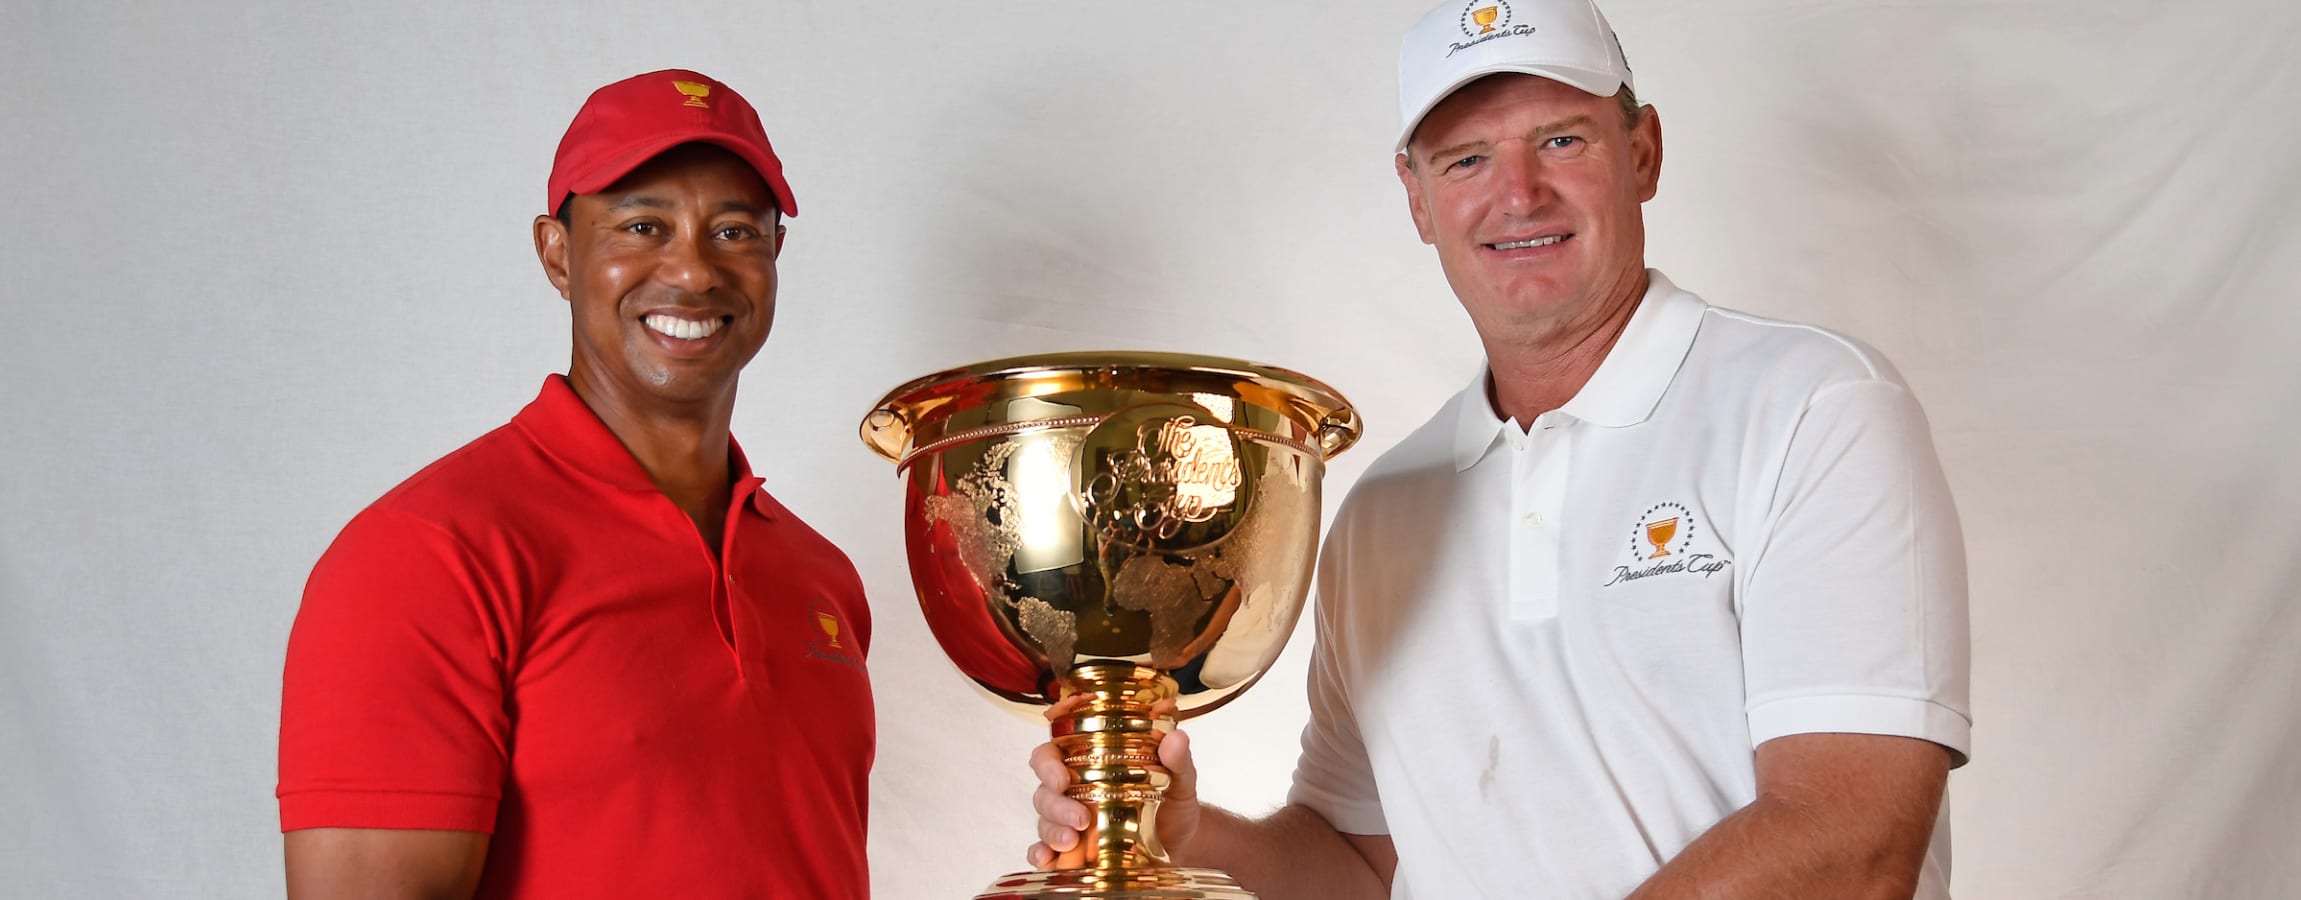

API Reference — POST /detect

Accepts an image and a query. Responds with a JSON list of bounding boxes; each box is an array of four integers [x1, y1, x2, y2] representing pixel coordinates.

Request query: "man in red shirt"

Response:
[[277, 69, 874, 899]]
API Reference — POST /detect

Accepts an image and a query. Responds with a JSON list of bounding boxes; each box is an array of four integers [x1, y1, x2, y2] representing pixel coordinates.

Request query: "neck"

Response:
[[566, 369, 739, 551], [1479, 268, 1648, 428]]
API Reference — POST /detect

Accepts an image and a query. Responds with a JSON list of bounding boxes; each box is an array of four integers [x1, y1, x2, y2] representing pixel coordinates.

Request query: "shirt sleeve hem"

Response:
[[1285, 785, 1389, 836], [1747, 693, 1972, 767], [278, 789, 500, 833]]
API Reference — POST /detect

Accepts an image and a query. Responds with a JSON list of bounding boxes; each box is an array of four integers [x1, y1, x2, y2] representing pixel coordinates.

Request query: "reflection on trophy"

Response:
[[862, 352, 1360, 899], [1472, 4, 1501, 33], [1645, 516, 1678, 559]]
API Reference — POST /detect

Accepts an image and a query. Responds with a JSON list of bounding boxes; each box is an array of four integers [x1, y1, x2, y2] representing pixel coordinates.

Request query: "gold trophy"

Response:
[[862, 352, 1360, 899]]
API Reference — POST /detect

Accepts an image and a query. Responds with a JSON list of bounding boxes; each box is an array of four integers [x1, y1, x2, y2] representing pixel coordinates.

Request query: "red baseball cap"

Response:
[[546, 69, 797, 218]]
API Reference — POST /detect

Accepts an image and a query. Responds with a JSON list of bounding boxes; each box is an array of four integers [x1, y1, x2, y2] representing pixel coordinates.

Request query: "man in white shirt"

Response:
[[1028, 1, 1970, 897]]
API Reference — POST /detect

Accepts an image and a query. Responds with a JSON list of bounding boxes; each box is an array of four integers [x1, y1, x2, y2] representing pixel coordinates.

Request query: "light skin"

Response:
[[1029, 74, 1951, 899], [283, 142, 785, 900]]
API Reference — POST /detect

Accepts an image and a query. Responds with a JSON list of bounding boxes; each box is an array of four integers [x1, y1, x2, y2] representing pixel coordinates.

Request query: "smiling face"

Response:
[[1397, 74, 1661, 347], [534, 143, 785, 418]]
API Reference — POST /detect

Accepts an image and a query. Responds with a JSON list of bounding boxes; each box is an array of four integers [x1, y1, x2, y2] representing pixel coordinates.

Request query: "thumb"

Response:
[[1159, 729, 1198, 804]]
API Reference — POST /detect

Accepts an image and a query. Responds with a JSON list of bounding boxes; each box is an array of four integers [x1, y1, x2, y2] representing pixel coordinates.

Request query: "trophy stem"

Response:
[[975, 662, 1253, 898], [1052, 663, 1178, 872]]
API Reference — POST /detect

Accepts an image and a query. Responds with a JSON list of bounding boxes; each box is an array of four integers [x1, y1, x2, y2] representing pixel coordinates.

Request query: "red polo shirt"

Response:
[[279, 375, 873, 898]]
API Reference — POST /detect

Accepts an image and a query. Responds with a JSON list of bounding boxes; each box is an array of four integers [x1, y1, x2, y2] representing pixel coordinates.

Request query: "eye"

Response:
[[714, 225, 758, 242], [1447, 154, 1483, 171], [622, 221, 661, 236], [1545, 136, 1583, 150]]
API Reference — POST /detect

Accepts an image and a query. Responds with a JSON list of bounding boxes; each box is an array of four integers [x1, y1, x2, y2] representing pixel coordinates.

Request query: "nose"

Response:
[[1491, 140, 1550, 216], [655, 229, 722, 296]]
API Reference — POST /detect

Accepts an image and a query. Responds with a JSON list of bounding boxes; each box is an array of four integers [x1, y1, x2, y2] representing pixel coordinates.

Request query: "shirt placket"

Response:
[[1508, 415, 1573, 622], [721, 484, 770, 685]]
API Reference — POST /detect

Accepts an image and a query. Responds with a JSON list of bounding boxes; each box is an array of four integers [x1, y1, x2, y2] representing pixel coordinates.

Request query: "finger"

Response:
[[1034, 783, 1090, 830], [1027, 842, 1055, 871], [1158, 729, 1197, 803], [1039, 815, 1081, 852], [1054, 835, 1092, 871], [1043, 691, 1089, 721], [1029, 742, 1073, 789]]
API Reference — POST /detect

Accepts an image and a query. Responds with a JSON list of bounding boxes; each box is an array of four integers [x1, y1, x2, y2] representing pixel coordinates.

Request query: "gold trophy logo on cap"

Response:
[[863, 352, 1360, 899]]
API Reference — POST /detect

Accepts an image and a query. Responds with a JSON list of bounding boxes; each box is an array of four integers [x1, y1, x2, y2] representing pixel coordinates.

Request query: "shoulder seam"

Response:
[[1703, 307, 1885, 380]]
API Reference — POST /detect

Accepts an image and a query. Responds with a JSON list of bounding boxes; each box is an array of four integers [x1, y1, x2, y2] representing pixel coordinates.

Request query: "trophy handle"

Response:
[[861, 407, 910, 462], [1314, 411, 1361, 459]]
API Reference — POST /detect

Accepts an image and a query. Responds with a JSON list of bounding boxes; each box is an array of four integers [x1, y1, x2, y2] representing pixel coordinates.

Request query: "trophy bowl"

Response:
[[862, 352, 1359, 899]]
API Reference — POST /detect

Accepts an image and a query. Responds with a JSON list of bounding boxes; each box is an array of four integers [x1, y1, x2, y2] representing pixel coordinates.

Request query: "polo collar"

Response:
[[514, 374, 777, 519], [1451, 269, 1707, 471]]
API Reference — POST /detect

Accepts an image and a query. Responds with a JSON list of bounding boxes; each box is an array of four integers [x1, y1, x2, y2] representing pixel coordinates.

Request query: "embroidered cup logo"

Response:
[[1448, 1, 1532, 57], [1460, 1, 1512, 38], [672, 80, 712, 108], [1643, 516, 1678, 558], [1605, 501, 1729, 587], [1629, 502, 1694, 559], [804, 599, 862, 668]]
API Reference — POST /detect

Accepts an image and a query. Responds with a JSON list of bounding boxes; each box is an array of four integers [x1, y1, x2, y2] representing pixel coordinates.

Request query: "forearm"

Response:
[[1625, 790, 1937, 900], [1170, 804, 1388, 900]]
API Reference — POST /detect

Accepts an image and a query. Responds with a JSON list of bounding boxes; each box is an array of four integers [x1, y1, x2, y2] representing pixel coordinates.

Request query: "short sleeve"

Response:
[[1739, 379, 1972, 765], [277, 508, 513, 831], [1286, 525, 1390, 835]]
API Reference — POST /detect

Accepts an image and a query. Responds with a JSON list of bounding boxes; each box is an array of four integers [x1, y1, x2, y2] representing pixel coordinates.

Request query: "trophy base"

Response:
[[975, 866, 1256, 899]]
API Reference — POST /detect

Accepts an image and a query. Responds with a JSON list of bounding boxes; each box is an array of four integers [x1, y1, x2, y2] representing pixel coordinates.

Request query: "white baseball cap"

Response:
[[1395, 0, 1636, 152]]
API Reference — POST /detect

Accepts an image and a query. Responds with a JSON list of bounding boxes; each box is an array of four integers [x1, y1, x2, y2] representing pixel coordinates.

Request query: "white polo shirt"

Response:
[[1287, 271, 1970, 899]]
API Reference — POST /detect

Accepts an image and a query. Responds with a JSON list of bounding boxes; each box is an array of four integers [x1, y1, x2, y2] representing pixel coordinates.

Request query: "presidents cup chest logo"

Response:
[[1604, 501, 1730, 587], [804, 599, 864, 669], [1448, 1, 1537, 57]]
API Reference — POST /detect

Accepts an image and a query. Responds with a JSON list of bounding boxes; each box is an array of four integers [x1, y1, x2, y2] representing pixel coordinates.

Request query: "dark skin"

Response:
[[282, 143, 785, 900], [538, 142, 785, 553]]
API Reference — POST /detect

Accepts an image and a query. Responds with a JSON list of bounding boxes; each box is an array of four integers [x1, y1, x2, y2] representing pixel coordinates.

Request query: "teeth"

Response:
[[1492, 235, 1567, 250], [644, 314, 725, 341]]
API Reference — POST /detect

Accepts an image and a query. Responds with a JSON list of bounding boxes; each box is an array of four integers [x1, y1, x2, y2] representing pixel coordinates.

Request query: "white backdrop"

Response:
[[4, 0, 2297, 897]]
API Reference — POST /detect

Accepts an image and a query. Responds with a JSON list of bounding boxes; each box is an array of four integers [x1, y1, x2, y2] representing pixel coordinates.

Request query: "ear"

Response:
[[1395, 153, 1438, 245], [1631, 105, 1663, 203], [772, 224, 788, 261], [533, 213, 573, 301]]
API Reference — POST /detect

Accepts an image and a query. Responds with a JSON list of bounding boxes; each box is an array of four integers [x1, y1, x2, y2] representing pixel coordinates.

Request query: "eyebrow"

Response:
[[604, 195, 674, 212], [602, 195, 772, 218], [1422, 139, 1488, 167], [1420, 114, 1602, 166], [709, 199, 773, 217], [1533, 115, 1599, 139]]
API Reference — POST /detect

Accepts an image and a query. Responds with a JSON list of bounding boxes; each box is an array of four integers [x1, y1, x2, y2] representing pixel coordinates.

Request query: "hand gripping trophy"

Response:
[[862, 352, 1360, 899]]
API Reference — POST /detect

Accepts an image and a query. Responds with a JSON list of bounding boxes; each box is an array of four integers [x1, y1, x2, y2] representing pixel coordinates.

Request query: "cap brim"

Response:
[[1394, 64, 1625, 154], [560, 129, 798, 218]]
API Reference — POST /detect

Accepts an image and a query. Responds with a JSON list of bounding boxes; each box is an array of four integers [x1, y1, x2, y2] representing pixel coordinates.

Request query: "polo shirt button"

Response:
[[1521, 512, 1543, 527]]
